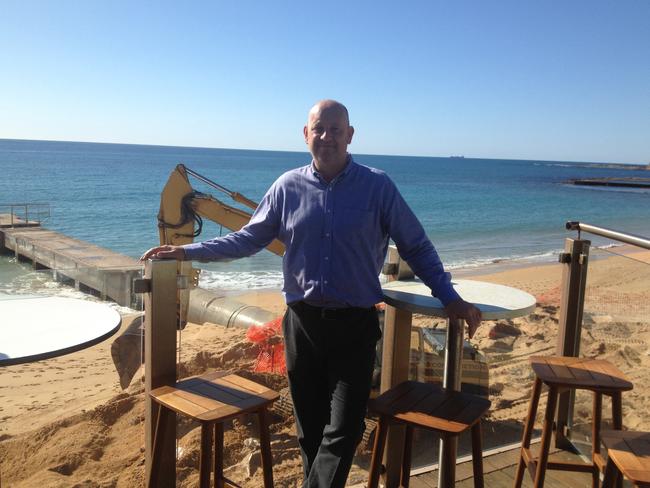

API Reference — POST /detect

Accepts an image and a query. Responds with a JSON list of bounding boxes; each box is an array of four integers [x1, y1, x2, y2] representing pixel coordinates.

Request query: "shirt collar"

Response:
[[310, 154, 355, 183]]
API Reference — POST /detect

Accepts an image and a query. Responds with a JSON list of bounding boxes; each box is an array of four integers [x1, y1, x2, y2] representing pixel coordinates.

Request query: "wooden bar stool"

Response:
[[367, 381, 491, 488], [514, 356, 633, 488], [149, 371, 279, 488], [601, 430, 650, 488]]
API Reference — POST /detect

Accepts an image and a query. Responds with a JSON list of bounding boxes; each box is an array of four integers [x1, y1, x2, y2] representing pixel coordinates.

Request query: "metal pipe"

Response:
[[566, 221, 650, 250], [187, 288, 277, 329], [438, 317, 465, 487]]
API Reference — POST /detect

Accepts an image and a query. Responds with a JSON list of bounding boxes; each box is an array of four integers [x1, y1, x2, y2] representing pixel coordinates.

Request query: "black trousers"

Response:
[[283, 302, 381, 488]]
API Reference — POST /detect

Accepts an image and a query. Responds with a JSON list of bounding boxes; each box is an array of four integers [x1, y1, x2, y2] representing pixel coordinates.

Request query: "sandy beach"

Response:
[[1, 248, 648, 487]]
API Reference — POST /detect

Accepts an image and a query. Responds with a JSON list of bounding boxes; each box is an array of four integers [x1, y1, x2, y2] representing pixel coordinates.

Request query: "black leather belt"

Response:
[[293, 301, 374, 320]]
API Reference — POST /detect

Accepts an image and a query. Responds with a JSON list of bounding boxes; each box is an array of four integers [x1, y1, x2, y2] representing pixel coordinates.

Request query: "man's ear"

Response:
[[303, 125, 309, 144], [347, 126, 355, 144]]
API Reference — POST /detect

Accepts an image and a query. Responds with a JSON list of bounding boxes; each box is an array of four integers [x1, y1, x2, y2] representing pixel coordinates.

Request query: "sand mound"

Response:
[[1, 326, 307, 487]]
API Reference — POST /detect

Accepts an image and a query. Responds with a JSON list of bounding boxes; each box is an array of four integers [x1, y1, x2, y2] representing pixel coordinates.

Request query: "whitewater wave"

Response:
[[198, 269, 284, 292]]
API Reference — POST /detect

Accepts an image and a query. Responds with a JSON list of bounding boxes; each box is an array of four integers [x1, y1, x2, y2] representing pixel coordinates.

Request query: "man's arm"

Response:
[[141, 183, 281, 263]]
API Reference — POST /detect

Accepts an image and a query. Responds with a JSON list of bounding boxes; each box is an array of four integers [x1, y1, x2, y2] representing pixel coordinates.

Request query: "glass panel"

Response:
[[0, 253, 144, 485], [362, 256, 564, 475], [570, 246, 650, 455]]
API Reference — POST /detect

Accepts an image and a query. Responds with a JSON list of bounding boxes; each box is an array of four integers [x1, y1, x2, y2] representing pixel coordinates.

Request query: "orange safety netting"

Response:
[[246, 316, 286, 375]]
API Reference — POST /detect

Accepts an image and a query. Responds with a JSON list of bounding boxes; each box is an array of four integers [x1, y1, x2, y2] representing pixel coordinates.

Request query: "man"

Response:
[[142, 99, 482, 487]]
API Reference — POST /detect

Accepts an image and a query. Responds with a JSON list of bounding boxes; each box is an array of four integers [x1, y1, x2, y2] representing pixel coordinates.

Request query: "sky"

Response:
[[1, 0, 649, 164]]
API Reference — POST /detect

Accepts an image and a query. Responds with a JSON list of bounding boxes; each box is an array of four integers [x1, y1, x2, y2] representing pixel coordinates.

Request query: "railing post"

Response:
[[555, 238, 590, 447], [380, 246, 414, 487], [144, 259, 178, 487]]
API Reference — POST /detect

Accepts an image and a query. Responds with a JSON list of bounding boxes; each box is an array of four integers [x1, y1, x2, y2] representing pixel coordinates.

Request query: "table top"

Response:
[[382, 279, 536, 320], [0, 295, 122, 366]]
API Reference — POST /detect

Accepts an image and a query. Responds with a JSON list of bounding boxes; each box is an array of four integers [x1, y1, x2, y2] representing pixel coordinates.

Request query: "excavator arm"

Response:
[[158, 163, 285, 256]]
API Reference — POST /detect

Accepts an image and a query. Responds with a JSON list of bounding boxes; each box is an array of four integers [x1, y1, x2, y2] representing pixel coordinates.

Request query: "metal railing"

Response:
[[0, 203, 51, 226], [566, 221, 650, 250], [557, 221, 650, 453]]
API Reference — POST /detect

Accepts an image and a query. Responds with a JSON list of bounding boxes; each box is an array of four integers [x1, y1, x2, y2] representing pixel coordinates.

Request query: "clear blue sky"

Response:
[[2, 0, 649, 163]]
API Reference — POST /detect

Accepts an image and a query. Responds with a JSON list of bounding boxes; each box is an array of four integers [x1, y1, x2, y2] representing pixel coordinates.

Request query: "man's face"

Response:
[[303, 104, 354, 168]]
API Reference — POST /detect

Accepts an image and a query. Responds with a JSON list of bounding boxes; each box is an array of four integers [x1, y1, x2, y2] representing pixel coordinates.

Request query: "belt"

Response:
[[293, 301, 374, 320]]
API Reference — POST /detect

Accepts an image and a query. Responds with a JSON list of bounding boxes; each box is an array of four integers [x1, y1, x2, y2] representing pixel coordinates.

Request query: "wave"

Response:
[[0, 268, 138, 314], [444, 248, 562, 270], [198, 269, 284, 292]]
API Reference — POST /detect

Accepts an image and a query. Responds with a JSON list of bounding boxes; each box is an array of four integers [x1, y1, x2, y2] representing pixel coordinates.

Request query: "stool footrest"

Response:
[[222, 476, 242, 488], [546, 460, 596, 473], [524, 454, 598, 473]]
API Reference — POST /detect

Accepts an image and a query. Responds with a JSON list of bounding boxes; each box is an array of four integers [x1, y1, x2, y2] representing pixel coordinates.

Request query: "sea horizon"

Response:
[[2, 137, 647, 168]]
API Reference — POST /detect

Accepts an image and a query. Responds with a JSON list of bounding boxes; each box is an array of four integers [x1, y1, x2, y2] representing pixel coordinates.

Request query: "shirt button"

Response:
[[324, 256, 329, 260], [324, 280, 328, 284], [327, 210, 331, 213], [325, 233, 330, 237]]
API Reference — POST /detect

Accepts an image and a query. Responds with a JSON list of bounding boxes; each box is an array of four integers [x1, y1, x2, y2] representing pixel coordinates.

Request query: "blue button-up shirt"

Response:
[[183, 156, 460, 308]]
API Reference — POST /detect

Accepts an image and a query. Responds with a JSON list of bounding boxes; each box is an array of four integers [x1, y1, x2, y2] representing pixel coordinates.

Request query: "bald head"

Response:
[[307, 99, 350, 127]]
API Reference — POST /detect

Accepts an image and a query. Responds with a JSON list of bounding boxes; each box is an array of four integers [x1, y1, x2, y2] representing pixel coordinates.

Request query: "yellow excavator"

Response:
[[156, 164, 285, 328], [111, 164, 285, 388]]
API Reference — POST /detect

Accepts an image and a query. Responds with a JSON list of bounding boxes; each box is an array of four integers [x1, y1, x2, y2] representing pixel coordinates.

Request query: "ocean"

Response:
[[1, 139, 648, 299]]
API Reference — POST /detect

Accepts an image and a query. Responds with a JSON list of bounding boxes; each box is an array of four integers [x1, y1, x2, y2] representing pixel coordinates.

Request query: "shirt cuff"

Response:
[[181, 243, 206, 261], [433, 285, 462, 307]]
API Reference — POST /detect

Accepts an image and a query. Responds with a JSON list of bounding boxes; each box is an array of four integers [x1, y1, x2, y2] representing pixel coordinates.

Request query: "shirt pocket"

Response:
[[334, 207, 376, 240]]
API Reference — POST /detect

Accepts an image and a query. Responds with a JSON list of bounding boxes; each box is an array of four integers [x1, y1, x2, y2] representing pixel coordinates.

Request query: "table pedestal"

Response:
[[438, 317, 464, 486]]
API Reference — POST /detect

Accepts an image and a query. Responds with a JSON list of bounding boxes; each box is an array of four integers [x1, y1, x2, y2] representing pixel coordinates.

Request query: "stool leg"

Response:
[[514, 377, 543, 488], [200, 423, 213, 488], [610, 392, 623, 488], [533, 385, 558, 488], [471, 422, 485, 488], [592, 392, 603, 488], [368, 416, 389, 488], [400, 425, 414, 488], [258, 407, 274, 488], [601, 455, 620, 488], [148, 404, 171, 488], [213, 422, 224, 488]]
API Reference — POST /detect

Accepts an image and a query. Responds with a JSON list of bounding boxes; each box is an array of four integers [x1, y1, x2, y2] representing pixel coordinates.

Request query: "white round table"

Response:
[[380, 279, 536, 487], [383, 279, 537, 320], [0, 295, 122, 366]]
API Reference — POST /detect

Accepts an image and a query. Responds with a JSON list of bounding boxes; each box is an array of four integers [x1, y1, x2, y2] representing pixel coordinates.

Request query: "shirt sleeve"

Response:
[[183, 183, 281, 262], [382, 176, 461, 306]]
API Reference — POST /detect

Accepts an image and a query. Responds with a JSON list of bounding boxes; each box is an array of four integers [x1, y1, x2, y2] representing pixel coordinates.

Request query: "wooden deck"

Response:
[[0, 216, 141, 307], [409, 446, 598, 487], [348, 440, 612, 487]]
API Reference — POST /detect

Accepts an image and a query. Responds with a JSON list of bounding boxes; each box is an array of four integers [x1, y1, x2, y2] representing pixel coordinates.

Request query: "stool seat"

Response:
[[601, 430, 650, 487], [514, 356, 633, 488], [150, 371, 279, 421], [149, 371, 279, 488], [369, 380, 491, 434], [368, 381, 491, 488], [530, 356, 633, 393]]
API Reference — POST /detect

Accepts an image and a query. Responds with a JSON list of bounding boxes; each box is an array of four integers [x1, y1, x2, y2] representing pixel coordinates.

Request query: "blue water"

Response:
[[1, 139, 648, 292]]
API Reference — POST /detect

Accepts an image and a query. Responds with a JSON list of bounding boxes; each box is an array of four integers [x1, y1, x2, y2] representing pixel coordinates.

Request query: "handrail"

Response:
[[0, 203, 51, 226], [566, 221, 650, 251]]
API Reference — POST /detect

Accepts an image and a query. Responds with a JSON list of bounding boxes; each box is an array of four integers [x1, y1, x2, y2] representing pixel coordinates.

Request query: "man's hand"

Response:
[[140, 245, 186, 261], [444, 299, 482, 339]]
